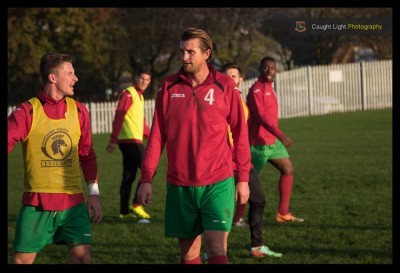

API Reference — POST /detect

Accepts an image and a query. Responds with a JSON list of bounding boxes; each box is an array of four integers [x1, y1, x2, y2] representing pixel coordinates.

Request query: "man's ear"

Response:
[[205, 49, 211, 61], [48, 74, 56, 83]]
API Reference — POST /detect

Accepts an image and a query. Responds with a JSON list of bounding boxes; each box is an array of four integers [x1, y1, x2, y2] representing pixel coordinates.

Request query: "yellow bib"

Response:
[[22, 97, 83, 194], [118, 86, 145, 140]]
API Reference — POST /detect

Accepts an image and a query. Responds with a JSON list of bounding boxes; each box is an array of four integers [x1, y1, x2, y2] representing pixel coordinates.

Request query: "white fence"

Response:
[[240, 59, 392, 118], [86, 100, 156, 134], [8, 60, 392, 135]]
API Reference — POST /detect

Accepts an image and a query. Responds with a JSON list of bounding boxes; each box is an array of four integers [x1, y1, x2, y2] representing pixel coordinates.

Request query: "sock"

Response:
[[233, 203, 247, 223], [278, 175, 293, 215], [180, 256, 201, 264], [207, 255, 227, 264], [133, 203, 140, 208]]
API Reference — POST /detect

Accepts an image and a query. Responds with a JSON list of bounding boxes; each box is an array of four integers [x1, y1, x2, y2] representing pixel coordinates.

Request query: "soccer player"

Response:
[[221, 62, 248, 228], [246, 56, 303, 223], [136, 28, 251, 264], [106, 67, 152, 220], [221, 63, 282, 258], [7, 53, 103, 264]]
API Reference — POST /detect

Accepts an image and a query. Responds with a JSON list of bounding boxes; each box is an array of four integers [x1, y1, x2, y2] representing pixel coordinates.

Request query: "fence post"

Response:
[[89, 102, 97, 134], [307, 65, 313, 116], [360, 61, 367, 111]]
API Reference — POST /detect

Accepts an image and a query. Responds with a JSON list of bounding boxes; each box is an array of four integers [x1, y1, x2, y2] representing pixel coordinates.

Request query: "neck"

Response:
[[189, 64, 209, 87], [42, 85, 65, 102]]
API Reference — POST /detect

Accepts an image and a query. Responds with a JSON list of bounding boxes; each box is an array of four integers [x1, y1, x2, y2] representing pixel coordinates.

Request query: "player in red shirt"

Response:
[[8, 53, 102, 264], [136, 28, 251, 264], [247, 56, 303, 223]]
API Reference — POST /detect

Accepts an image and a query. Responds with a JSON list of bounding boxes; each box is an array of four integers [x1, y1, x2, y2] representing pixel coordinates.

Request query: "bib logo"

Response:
[[40, 129, 73, 167]]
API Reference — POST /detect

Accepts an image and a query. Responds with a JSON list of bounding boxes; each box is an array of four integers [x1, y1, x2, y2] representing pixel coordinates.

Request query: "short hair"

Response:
[[259, 56, 276, 67], [136, 66, 151, 77], [258, 56, 276, 73], [181, 28, 213, 62], [220, 63, 244, 78], [40, 53, 73, 83]]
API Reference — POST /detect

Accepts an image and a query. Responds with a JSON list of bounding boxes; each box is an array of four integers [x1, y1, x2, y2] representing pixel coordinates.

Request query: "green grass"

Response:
[[7, 109, 392, 264]]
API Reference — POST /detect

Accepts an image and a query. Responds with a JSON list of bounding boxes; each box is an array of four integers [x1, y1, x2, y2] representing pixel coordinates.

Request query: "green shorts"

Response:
[[165, 177, 235, 238], [251, 139, 289, 173], [13, 202, 92, 253]]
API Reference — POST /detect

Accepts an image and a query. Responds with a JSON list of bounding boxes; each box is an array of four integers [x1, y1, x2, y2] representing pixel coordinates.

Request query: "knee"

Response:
[[13, 252, 36, 264], [249, 199, 266, 210], [249, 192, 266, 205], [282, 166, 294, 176], [69, 244, 91, 264]]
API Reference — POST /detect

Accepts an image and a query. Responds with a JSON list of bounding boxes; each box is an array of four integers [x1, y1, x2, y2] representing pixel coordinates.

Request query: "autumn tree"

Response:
[[8, 8, 126, 104]]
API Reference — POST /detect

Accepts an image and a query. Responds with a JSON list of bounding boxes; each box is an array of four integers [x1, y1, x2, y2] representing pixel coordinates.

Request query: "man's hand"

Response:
[[87, 195, 103, 224], [279, 134, 293, 148], [136, 183, 153, 206], [235, 181, 249, 205], [106, 142, 117, 153]]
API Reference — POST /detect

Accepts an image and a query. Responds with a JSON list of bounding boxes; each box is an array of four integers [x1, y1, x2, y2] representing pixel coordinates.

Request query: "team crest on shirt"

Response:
[[40, 128, 73, 167]]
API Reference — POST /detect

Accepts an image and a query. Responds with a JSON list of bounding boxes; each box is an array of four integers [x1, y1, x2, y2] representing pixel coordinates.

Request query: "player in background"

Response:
[[246, 56, 303, 223], [221, 62, 248, 228], [106, 67, 152, 220], [221, 62, 282, 258]]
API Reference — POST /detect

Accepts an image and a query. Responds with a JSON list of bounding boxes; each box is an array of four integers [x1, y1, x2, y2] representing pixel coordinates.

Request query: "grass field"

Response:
[[7, 109, 393, 265]]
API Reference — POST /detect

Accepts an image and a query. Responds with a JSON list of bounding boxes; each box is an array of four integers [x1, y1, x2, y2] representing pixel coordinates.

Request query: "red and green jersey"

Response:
[[140, 64, 251, 186], [247, 77, 284, 145]]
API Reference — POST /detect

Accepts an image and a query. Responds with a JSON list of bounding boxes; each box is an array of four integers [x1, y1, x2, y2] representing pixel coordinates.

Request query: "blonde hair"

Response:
[[181, 28, 213, 62]]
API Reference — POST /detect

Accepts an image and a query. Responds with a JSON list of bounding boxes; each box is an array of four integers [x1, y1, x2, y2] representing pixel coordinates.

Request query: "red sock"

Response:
[[233, 203, 246, 222], [180, 256, 201, 264], [278, 175, 293, 215], [207, 255, 227, 264]]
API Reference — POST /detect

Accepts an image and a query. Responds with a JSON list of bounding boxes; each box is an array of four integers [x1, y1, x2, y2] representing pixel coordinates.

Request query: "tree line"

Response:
[[8, 7, 392, 104]]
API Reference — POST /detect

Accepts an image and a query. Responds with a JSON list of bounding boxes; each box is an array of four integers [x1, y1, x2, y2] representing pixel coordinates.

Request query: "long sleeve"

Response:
[[8, 103, 31, 153], [109, 91, 131, 143], [140, 91, 166, 183], [247, 82, 283, 138], [76, 101, 98, 181], [228, 87, 251, 183]]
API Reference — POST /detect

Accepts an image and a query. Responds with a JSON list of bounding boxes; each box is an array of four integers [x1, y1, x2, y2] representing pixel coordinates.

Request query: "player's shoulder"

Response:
[[214, 71, 237, 92], [249, 80, 263, 92], [161, 72, 182, 92], [215, 71, 232, 84], [9, 99, 32, 117], [73, 99, 89, 113], [164, 72, 180, 84]]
